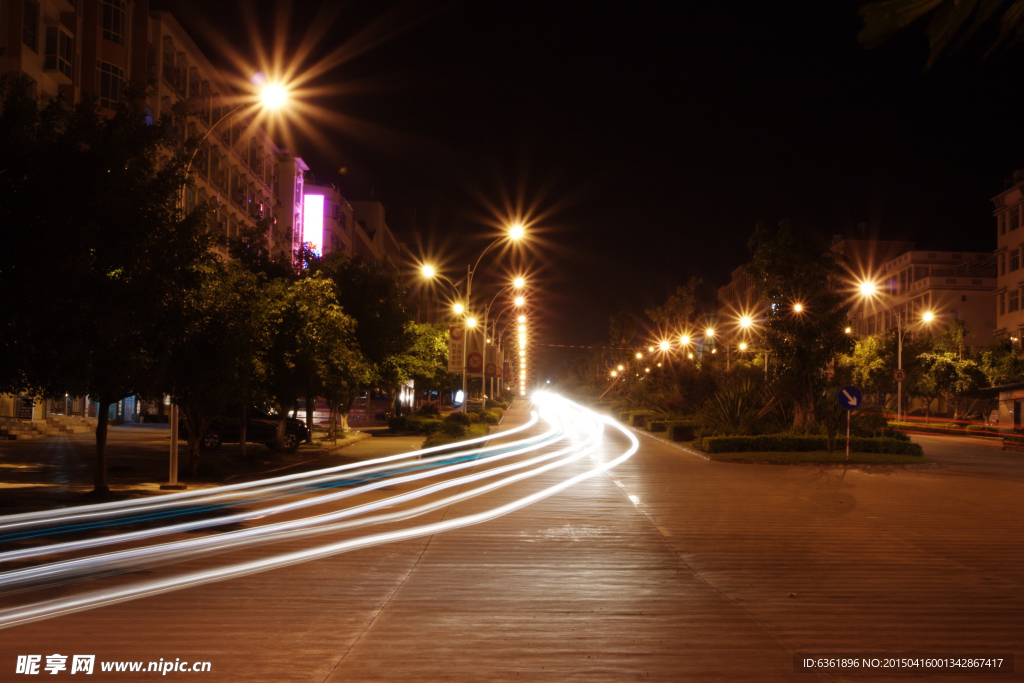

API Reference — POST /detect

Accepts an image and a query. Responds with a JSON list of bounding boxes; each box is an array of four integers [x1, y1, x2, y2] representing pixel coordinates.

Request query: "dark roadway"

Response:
[[0, 403, 1021, 682]]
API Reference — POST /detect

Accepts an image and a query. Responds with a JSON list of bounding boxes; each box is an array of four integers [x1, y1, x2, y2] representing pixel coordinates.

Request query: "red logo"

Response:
[[467, 352, 483, 372]]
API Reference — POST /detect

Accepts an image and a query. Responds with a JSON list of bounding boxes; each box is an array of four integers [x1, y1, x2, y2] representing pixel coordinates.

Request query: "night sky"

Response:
[[162, 0, 1024, 380]]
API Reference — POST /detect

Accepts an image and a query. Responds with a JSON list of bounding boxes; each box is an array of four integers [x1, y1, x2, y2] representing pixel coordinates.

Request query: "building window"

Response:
[[1000, 292, 1006, 316], [1001, 214, 1007, 235], [101, 0, 127, 45], [1010, 289, 1020, 314], [1012, 249, 1021, 272], [44, 27, 73, 79], [23, 0, 39, 52], [1002, 253, 1007, 276], [1012, 207, 1021, 232], [96, 61, 125, 109]]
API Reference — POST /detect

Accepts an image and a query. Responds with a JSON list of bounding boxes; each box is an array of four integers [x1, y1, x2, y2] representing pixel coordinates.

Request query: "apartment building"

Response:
[[351, 200, 404, 270], [302, 183, 356, 257], [992, 174, 1024, 343], [858, 250, 996, 345]]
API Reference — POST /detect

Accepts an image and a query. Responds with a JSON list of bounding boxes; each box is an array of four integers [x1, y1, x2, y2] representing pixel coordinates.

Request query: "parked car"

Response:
[[195, 408, 309, 452]]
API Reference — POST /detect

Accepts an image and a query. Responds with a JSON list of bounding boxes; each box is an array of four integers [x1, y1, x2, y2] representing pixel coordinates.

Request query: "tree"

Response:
[[609, 312, 638, 347], [980, 334, 1024, 387], [168, 265, 273, 473], [918, 352, 989, 418], [317, 254, 413, 417], [263, 276, 358, 448], [859, 0, 1024, 67], [0, 78, 215, 494], [745, 221, 854, 429], [645, 278, 702, 332]]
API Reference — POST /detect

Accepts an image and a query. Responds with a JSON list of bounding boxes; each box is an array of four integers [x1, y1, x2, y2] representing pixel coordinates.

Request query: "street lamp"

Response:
[[659, 340, 670, 351], [859, 280, 937, 421]]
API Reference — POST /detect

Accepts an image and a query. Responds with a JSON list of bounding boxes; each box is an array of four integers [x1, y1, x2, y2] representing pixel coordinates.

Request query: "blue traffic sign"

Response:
[[837, 385, 863, 411]]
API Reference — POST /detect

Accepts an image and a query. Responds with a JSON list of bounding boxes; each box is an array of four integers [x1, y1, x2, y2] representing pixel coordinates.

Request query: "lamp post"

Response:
[[421, 224, 523, 412], [163, 82, 289, 492], [859, 281, 936, 422]]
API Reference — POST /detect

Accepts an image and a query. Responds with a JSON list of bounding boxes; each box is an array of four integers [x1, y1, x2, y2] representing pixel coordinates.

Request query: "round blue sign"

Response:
[[837, 385, 863, 411]]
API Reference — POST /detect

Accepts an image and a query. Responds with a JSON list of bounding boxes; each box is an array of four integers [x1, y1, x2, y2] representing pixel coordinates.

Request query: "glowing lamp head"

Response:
[[740, 316, 753, 328], [645, 368, 650, 373], [617, 365, 624, 371], [261, 83, 287, 109], [706, 328, 714, 337], [922, 311, 934, 323], [611, 370, 617, 377], [688, 353, 694, 359], [659, 341, 670, 351], [845, 327, 852, 334], [859, 281, 876, 296], [453, 303, 464, 315], [636, 352, 642, 359], [518, 324, 526, 332], [509, 224, 525, 240], [680, 335, 690, 345], [515, 296, 525, 306], [793, 303, 803, 313], [518, 315, 526, 323], [421, 265, 435, 278], [513, 277, 525, 288], [467, 318, 477, 328], [739, 342, 747, 351]]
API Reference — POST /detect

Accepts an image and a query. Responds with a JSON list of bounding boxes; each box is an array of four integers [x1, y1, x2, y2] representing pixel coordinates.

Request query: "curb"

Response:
[[224, 431, 372, 482], [624, 424, 940, 469]]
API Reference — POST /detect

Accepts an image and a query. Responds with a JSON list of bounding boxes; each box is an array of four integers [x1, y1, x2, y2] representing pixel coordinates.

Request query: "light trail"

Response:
[[0, 394, 636, 630], [0, 412, 545, 534]]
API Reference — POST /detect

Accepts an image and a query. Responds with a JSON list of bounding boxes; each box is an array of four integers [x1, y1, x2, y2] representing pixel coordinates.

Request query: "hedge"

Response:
[[889, 421, 1000, 438], [422, 422, 490, 449], [388, 416, 444, 435], [700, 434, 923, 456], [648, 419, 698, 442]]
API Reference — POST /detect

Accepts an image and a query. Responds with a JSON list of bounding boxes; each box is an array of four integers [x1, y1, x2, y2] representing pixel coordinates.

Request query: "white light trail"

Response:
[[0, 394, 636, 630]]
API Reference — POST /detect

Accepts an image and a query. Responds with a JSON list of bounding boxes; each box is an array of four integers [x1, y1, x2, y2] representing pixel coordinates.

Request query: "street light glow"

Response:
[[261, 83, 288, 109], [739, 342, 747, 350], [453, 304, 464, 315], [845, 327, 852, 334], [515, 296, 525, 306], [706, 328, 714, 337], [617, 365, 623, 371], [793, 303, 803, 312], [859, 281, 877, 296], [518, 315, 526, 323], [513, 277, 526, 288], [688, 353, 694, 359], [659, 340, 670, 351], [740, 316, 753, 328], [681, 335, 690, 345], [421, 265, 435, 278], [467, 318, 477, 328], [509, 224, 525, 240], [922, 311, 935, 322], [611, 370, 617, 377], [635, 352, 642, 359]]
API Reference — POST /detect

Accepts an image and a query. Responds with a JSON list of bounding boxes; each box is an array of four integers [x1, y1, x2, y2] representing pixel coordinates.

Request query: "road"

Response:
[[0, 397, 1021, 681]]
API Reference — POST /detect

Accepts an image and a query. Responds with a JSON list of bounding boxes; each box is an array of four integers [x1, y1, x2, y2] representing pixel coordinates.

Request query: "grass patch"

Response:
[[709, 451, 934, 465], [422, 422, 490, 449]]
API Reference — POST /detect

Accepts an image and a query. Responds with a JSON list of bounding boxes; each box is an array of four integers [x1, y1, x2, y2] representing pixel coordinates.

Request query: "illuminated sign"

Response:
[[302, 193, 324, 254]]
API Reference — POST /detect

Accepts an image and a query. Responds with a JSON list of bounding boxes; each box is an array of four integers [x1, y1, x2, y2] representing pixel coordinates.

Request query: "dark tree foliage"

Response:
[[745, 221, 854, 429], [0, 77, 215, 493]]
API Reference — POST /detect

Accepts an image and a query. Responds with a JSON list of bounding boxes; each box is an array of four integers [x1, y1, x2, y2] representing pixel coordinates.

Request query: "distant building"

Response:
[[992, 174, 1024, 344], [302, 183, 355, 257], [857, 250, 996, 346], [351, 200, 404, 271]]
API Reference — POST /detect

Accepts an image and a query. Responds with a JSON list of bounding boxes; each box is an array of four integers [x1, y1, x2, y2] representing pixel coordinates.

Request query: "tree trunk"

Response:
[[275, 412, 288, 450], [239, 403, 248, 459], [94, 397, 112, 494], [305, 394, 315, 443], [327, 402, 338, 441]]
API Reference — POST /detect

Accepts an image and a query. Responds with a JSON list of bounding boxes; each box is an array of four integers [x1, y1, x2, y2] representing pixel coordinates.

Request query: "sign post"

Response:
[[837, 385, 863, 461]]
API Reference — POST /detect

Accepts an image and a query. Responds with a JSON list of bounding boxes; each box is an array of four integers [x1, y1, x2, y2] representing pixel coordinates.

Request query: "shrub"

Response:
[[439, 420, 466, 438], [390, 417, 444, 435], [667, 421, 699, 442], [423, 422, 489, 449], [416, 402, 441, 418], [485, 400, 508, 410], [700, 434, 923, 456], [647, 420, 669, 432], [479, 408, 503, 424], [445, 412, 473, 427]]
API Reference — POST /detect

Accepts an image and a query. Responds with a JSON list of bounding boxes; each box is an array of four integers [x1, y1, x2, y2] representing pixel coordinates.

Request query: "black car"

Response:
[[197, 408, 309, 452]]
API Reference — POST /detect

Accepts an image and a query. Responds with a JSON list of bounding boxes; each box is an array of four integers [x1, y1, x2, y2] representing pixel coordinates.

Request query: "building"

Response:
[[992, 173, 1024, 344], [351, 200, 404, 270], [857, 250, 996, 345]]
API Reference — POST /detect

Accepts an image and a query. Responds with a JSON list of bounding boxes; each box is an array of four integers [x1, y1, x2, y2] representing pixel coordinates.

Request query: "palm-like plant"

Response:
[[860, 0, 1024, 66]]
